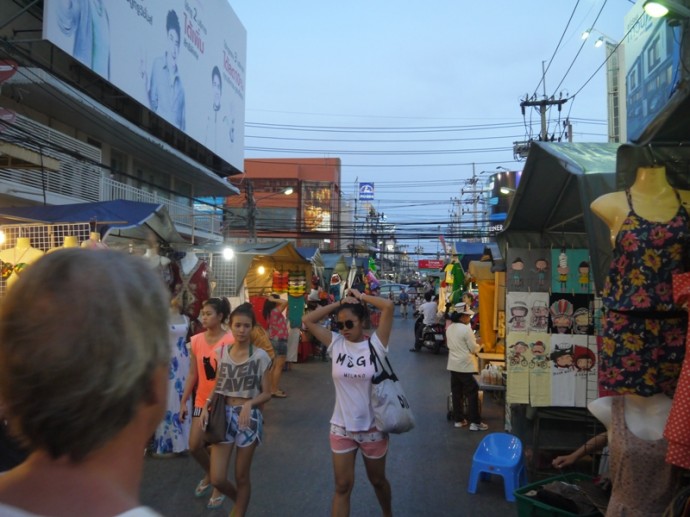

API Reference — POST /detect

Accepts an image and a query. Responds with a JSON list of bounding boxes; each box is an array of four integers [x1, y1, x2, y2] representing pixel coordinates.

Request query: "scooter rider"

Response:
[[412, 292, 441, 351]]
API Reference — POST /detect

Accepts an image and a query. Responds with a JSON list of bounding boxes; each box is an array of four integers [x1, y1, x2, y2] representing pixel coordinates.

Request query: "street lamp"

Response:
[[581, 28, 622, 143], [644, 0, 690, 18], [500, 187, 516, 195]]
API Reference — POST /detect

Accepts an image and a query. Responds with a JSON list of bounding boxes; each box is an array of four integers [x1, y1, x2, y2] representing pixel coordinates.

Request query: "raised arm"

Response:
[[349, 288, 395, 346], [303, 300, 340, 347]]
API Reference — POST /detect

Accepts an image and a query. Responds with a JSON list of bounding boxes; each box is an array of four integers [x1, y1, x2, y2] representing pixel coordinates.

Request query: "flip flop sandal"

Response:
[[207, 495, 226, 509], [272, 390, 287, 398], [194, 479, 211, 498]]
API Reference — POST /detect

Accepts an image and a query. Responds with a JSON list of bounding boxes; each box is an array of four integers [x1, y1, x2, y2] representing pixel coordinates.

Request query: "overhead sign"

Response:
[[418, 259, 444, 269], [42, 1, 246, 172], [359, 182, 374, 201]]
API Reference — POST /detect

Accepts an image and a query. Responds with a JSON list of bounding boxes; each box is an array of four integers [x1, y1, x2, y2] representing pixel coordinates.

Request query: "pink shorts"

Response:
[[329, 424, 389, 459]]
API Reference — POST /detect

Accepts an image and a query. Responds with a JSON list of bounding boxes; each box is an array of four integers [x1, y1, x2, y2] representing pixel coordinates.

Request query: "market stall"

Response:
[[496, 142, 620, 474]]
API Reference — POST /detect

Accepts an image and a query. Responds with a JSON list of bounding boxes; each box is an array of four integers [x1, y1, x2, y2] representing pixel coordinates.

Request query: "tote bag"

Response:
[[368, 339, 415, 434]]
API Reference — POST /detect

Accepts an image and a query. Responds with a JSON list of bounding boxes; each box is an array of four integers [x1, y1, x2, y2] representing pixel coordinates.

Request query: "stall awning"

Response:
[[229, 241, 312, 296], [0, 200, 186, 245], [499, 142, 620, 292], [321, 253, 349, 281], [452, 241, 486, 271]]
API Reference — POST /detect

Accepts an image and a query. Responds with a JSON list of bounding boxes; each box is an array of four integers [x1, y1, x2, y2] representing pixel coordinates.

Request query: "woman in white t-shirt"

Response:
[[303, 288, 395, 517]]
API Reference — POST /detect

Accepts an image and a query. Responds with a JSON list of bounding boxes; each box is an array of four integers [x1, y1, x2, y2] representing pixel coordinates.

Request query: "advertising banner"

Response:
[[43, 0, 246, 172], [624, 3, 682, 141], [418, 259, 444, 270]]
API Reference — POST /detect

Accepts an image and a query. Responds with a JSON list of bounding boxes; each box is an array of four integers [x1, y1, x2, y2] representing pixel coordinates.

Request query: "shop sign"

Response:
[[359, 182, 374, 201], [418, 259, 444, 269]]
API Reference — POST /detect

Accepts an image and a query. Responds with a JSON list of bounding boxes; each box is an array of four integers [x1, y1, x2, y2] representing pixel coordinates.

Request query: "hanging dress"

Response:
[[151, 316, 191, 455], [606, 397, 677, 516], [600, 189, 689, 397]]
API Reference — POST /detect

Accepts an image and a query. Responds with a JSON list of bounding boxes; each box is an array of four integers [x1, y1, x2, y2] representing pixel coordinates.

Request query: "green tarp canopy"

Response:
[[498, 142, 620, 292]]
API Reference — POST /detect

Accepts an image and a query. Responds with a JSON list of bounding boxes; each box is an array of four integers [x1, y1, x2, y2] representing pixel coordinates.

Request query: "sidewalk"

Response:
[[139, 316, 516, 516]]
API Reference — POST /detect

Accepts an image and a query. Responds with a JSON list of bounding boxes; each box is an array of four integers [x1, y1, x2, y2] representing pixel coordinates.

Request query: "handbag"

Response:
[[204, 391, 227, 444], [204, 346, 228, 444], [368, 339, 415, 434]]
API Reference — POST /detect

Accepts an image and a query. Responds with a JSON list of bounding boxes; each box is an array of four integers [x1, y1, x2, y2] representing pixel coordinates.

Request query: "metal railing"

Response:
[[0, 113, 222, 238]]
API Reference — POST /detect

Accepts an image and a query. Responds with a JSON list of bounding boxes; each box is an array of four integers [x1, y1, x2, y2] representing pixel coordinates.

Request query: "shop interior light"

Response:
[[257, 265, 265, 275], [644, 0, 690, 18], [222, 247, 234, 260], [0, 231, 5, 245]]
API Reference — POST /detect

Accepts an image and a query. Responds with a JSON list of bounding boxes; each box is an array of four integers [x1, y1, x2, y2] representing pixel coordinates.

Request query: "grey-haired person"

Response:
[[0, 248, 170, 516]]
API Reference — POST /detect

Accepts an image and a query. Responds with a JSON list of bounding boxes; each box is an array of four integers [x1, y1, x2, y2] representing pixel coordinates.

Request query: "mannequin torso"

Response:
[[81, 232, 107, 250], [180, 251, 199, 276], [0, 238, 45, 287], [47, 235, 79, 254], [591, 166, 690, 246], [588, 393, 672, 441], [144, 247, 171, 268]]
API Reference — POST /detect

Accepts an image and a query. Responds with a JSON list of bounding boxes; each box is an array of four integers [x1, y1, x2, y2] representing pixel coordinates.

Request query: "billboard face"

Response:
[[624, 3, 681, 141], [43, 0, 246, 171]]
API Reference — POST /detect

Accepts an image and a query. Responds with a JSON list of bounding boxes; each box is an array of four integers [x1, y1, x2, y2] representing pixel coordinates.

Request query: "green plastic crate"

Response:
[[514, 473, 602, 517]]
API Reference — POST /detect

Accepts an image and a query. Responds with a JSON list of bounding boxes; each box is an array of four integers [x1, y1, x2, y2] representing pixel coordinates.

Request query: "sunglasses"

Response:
[[336, 320, 356, 330]]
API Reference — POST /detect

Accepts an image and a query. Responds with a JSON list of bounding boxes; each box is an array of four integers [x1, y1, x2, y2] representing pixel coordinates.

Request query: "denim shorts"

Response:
[[220, 405, 263, 447], [272, 338, 288, 357]]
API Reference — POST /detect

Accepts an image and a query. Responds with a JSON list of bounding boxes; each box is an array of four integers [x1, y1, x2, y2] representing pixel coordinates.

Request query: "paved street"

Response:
[[140, 314, 517, 516]]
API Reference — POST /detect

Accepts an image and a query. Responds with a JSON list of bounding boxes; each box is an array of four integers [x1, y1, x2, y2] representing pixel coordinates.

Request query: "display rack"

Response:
[[198, 251, 238, 298], [0, 223, 91, 298]]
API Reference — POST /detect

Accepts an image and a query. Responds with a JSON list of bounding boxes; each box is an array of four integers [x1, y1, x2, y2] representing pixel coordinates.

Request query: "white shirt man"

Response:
[[420, 299, 440, 325]]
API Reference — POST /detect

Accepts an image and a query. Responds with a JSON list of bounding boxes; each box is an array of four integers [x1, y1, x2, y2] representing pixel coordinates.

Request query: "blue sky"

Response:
[[231, 0, 637, 255]]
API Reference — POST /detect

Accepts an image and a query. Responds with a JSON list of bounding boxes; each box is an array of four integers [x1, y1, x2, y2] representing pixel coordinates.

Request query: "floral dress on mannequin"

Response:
[[151, 313, 191, 455]]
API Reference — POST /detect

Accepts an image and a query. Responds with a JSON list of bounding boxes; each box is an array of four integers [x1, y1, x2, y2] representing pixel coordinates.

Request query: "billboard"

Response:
[[624, 2, 682, 141], [43, 0, 246, 172]]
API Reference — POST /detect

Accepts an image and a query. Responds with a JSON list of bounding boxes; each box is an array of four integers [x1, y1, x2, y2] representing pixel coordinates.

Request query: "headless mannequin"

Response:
[[47, 235, 79, 254], [81, 231, 108, 250], [180, 251, 199, 276], [589, 394, 671, 441], [144, 246, 171, 268], [591, 166, 690, 247], [0, 237, 45, 288]]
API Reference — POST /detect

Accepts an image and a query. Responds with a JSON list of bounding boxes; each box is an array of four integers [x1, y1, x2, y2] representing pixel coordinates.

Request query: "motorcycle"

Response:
[[413, 311, 446, 354]]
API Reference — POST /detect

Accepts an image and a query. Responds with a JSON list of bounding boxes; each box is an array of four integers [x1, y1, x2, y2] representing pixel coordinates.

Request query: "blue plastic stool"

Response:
[[467, 432, 527, 502]]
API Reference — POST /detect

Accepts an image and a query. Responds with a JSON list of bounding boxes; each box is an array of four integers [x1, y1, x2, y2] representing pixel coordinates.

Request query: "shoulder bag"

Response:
[[204, 391, 227, 444], [368, 339, 415, 434], [204, 346, 228, 444]]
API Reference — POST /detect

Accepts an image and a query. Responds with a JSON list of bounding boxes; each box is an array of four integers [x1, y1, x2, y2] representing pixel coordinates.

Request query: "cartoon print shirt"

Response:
[[328, 331, 387, 432], [191, 332, 234, 407], [215, 346, 272, 400]]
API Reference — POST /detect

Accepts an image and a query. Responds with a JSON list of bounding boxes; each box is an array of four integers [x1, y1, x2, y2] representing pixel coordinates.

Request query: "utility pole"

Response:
[[520, 96, 568, 141], [246, 181, 256, 243]]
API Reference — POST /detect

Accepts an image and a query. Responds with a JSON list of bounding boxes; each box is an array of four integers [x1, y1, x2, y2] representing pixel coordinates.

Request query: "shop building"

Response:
[[0, 2, 246, 247], [225, 157, 342, 251]]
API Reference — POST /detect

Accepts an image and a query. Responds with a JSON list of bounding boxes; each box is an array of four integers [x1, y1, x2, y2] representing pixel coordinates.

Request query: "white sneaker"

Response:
[[454, 420, 468, 428], [469, 422, 488, 431]]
